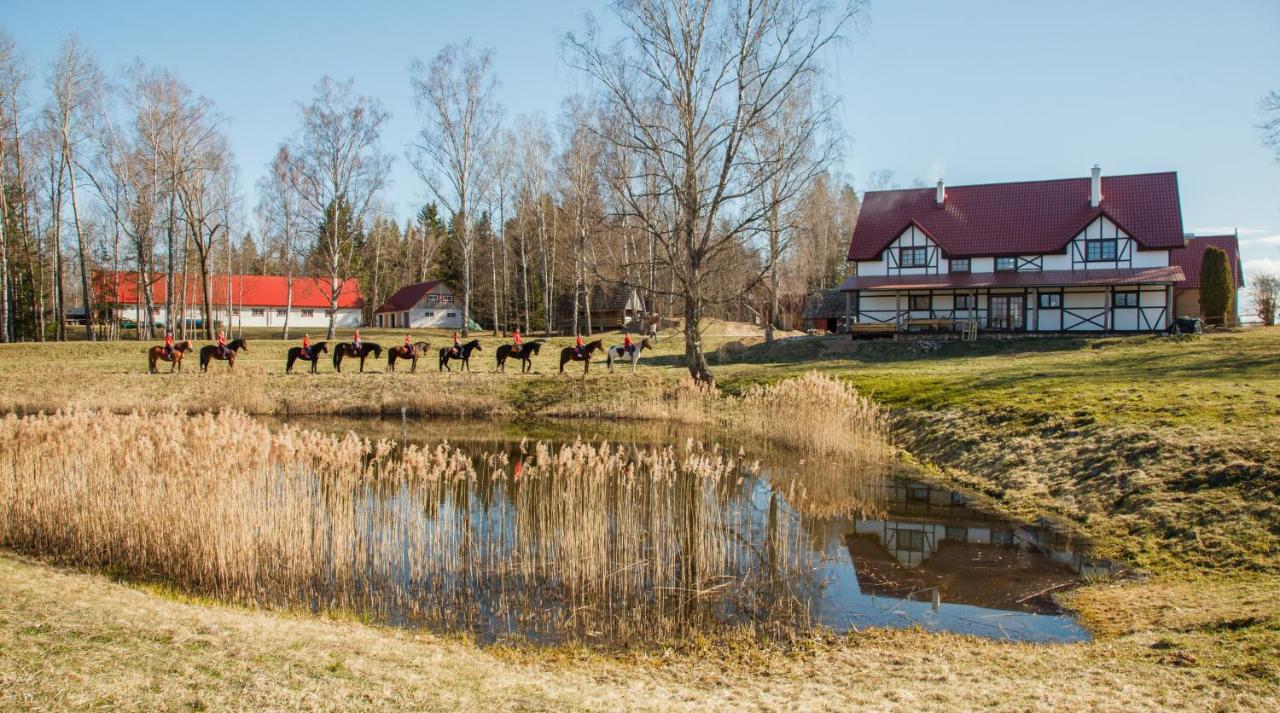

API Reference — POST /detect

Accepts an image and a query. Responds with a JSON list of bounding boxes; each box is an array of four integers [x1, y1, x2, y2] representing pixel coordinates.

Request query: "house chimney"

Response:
[[1090, 165, 1102, 208], [936, 178, 946, 206]]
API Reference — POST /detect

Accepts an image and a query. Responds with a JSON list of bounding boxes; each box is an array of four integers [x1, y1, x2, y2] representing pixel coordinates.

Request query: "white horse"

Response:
[[606, 338, 652, 372]]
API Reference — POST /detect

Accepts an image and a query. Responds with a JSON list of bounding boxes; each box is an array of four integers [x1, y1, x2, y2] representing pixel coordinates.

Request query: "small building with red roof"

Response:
[[95, 272, 364, 330], [840, 167, 1242, 333], [372, 280, 462, 329]]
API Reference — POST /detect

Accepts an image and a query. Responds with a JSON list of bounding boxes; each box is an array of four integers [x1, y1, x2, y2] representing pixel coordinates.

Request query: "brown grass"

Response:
[[2, 553, 1274, 711], [0, 409, 888, 642]]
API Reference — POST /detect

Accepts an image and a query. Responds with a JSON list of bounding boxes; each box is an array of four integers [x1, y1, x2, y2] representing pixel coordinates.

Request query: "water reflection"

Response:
[[279, 416, 1108, 643]]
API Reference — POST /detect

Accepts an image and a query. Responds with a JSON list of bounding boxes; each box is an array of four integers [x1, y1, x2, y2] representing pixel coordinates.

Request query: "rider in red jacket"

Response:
[[217, 328, 228, 358], [512, 328, 523, 354], [301, 333, 311, 360], [623, 333, 634, 355], [163, 330, 175, 359]]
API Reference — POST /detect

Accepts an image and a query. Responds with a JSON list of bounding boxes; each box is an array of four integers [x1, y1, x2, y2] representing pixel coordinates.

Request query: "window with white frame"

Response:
[[950, 258, 970, 273], [251, 308, 265, 317], [995, 256, 1016, 271], [441, 294, 454, 303], [427, 294, 439, 302], [1039, 293, 1062, 308]]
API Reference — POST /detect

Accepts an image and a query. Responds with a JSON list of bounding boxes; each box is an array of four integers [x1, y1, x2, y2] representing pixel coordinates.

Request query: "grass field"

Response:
[[1, 325, 1278, 709]]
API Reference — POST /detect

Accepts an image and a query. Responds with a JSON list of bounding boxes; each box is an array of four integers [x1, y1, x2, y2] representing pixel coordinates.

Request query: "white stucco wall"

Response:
[[116, 306, 361, 329]]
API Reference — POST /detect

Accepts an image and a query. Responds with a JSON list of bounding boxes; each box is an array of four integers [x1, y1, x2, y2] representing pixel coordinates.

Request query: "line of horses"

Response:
[[147, 337, 654, 375]]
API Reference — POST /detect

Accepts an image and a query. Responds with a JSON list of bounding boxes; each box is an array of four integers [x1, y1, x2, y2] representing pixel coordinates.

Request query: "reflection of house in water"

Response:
[[847, 478, 1114, 613]]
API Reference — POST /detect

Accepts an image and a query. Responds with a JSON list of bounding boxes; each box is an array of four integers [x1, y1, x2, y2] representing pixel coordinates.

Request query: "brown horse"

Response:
[[559, 339, 604, 375], [333, 342, 383, 373], [388, 341, 430, 373], [496, 339, 543, 373], [200, 338, 249, 372], [148, 340, 193, 374]]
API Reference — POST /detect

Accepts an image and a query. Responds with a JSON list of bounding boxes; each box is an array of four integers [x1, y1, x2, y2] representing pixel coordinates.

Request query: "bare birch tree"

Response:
[[1262, 90, 1280, 162], [46, 36, 102, 340], [257, 146, 303, 339], [409, 42, 503, 336], [286, 76, 390, 339], [567, 0, 861, 382]]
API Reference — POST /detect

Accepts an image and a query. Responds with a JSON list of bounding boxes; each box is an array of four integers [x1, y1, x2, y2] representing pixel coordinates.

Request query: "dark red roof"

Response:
[[94, 272, 363, 309], [848, 172, 1185, 260], [374, 281, 447, 313], [1168, 235, 1244, 289], [837, 266, 1185, 292]]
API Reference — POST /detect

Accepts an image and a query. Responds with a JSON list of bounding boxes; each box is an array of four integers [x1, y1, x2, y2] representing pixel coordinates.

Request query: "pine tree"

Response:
[[1199, 245, 1234, 327]]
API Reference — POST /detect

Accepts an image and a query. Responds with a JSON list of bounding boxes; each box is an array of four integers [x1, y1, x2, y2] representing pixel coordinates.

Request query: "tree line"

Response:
[[0, 1, 865, 383]]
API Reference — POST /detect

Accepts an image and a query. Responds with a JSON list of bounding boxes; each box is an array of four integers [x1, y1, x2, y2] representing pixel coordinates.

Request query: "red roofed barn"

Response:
[[95, 272, 365, 329], [373, 280, 462, 329], [840, 167, 1242, 333]]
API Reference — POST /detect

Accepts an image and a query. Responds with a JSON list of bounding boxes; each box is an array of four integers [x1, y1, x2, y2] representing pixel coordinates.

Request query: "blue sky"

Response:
[[6, 0, 1280, 277]]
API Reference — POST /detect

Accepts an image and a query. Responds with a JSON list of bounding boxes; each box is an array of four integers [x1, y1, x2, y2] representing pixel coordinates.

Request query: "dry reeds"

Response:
[[0, 410, 824, 642]]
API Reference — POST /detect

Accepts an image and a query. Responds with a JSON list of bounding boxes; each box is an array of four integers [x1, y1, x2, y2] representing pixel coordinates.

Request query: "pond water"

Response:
[[274, 415, 1110, 644]]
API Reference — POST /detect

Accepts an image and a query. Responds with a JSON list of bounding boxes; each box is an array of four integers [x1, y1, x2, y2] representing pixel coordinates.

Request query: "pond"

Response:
[[279, 415, 1111, 644]]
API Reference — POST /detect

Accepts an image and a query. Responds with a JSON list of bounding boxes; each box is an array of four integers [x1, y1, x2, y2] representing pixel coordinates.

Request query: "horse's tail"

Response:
[[607, 350, 613, 369]]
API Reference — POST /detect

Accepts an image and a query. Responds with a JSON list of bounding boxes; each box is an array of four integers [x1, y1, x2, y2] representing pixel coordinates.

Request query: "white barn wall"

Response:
[[115, 306, 361, 329]]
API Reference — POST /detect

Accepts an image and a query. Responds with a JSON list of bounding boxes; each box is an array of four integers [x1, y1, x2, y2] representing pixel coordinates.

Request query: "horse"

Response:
[[200, 338, 249, 372], [605, 338, 653, 373], [439, 339, 482, 372], [333, 342, 383, 373], [388, 341, 430, 373], [559, 339, 604, 375], [148, 340, 193, 374], [495, 339, 543, 374], [285, 341, 328, 374]]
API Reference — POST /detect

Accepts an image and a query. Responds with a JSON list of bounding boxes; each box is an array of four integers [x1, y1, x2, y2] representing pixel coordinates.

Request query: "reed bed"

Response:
[[0, 410, 825, 642]]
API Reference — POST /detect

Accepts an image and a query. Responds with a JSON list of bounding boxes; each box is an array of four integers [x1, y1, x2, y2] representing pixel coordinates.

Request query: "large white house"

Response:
[[840, 167, 1242, 333], [96, 272, 365, 329], [373, 280, 463, 329]]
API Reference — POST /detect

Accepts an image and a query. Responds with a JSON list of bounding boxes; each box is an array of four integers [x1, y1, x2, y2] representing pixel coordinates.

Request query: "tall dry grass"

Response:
[[0, 410, 822, 641]]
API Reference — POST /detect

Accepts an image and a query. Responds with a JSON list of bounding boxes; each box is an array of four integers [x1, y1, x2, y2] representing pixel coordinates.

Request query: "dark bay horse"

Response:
[[439, 339, 481, 372], [148, 340, 193, 374], [495, 339, 543, 373], [285, 341, 328, 374], [200, 338, 249, 372], [388, 341, 430, 373], [559, 339, 604, 374], [333, 342, 383, 373]]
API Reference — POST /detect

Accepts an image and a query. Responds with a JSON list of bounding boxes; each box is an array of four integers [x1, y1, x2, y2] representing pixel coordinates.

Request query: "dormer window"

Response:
[[899, 247, 928, 268]]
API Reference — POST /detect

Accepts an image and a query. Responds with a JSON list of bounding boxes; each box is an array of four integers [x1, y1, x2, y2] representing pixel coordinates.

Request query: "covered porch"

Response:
[[838, 267, 1184, 337]]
